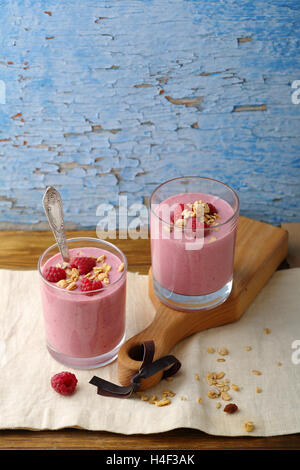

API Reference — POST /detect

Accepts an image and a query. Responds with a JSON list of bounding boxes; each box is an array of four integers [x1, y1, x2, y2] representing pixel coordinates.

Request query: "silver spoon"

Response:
[[43, 186, 70, 262]]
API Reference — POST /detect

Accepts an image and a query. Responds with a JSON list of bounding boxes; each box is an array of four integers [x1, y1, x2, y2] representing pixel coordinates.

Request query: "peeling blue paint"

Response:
[[0, 0, 299, 228]]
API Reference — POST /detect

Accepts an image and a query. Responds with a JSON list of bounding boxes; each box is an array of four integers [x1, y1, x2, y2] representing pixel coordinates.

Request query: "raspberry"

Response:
[[80, 277, 103, 294], [207, 202, 218, 214], [170, 203, 185, 224], [51, 371, 78, 396], [186, 217, 209, 235], [187, 216, 199, 231], [44, 266, 67, 283], [70, 256, 96, 275]]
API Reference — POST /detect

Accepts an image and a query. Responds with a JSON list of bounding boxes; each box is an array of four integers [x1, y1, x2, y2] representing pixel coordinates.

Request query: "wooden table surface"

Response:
[[0, 229, 299, 450]]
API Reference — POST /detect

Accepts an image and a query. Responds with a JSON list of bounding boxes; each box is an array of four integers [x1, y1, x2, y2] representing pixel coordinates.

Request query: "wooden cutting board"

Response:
[[118, 216, 288, 390]]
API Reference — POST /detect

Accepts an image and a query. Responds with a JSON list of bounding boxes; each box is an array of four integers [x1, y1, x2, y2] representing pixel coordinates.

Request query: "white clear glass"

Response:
[[38, 237, 127, 369], [150, 176, 239, 311]]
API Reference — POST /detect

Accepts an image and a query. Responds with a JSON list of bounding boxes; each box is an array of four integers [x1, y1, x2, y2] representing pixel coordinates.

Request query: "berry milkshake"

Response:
[[150, 177, 239, 310], [38, 238, 127, 369]]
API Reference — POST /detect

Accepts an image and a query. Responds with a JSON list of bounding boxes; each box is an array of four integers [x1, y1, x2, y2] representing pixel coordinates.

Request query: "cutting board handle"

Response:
[[117, 280, 240, 390], [117, 303, 197, 390]]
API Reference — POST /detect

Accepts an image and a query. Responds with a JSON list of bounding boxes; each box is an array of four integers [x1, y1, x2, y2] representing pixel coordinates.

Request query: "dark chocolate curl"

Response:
[[89, 340, 181, 398]]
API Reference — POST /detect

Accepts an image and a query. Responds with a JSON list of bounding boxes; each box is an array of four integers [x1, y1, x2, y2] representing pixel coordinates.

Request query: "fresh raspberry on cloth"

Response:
[[51, 372, 78, 396]]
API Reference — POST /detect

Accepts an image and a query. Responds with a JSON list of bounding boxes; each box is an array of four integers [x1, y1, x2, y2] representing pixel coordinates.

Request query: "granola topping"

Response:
[[66, 281, 77, 291], [170, 199, 219, 232], [48, 251, 122, 292], [118, 262, 125, 272], [56, 279, 68, 288]]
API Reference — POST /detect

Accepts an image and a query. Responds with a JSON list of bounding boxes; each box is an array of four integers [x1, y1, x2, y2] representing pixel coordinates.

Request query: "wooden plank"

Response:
[[1, 428, 300, 450], [281, 223, 300, 268], [0, 230, 150, 271]]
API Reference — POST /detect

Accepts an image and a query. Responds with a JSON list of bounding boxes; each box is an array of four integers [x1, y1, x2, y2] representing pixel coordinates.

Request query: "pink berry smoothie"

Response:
[[150, 192, 237, 297], [40, 247, 126, 361]]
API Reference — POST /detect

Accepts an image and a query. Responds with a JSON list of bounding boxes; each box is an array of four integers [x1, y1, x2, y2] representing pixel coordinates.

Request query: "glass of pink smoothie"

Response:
[[38, 238, 127, 369], [150, 177, 239, 311]]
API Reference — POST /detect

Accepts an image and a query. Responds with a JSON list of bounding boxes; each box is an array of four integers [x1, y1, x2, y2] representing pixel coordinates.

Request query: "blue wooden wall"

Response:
[[0, 0, 299, 229]]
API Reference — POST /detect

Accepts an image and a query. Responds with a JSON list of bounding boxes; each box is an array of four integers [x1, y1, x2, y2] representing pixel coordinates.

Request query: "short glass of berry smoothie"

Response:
[[150, 176, 239, 311], [38, 237, 127, 369]]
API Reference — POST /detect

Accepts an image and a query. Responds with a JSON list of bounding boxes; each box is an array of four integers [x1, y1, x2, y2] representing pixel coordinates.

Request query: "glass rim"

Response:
[[149, 176, 240, 229], [38, 237, 127, 294]]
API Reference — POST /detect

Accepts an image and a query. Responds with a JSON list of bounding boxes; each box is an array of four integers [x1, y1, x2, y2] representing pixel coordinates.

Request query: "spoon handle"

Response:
[[43, 186, 70, 262]]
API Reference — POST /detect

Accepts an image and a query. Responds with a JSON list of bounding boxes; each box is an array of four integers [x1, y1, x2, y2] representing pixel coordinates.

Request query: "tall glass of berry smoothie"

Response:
[[150, 177, 239, 311], [38, 237, 127, 369]]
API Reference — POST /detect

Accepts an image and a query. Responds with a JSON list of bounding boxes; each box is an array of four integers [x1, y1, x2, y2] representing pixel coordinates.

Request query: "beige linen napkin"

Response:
[[0, 268, 300, 436]]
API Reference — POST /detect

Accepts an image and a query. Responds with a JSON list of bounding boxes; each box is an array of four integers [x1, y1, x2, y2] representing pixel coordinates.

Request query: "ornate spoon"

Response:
[[43, 186, 70, 261]]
